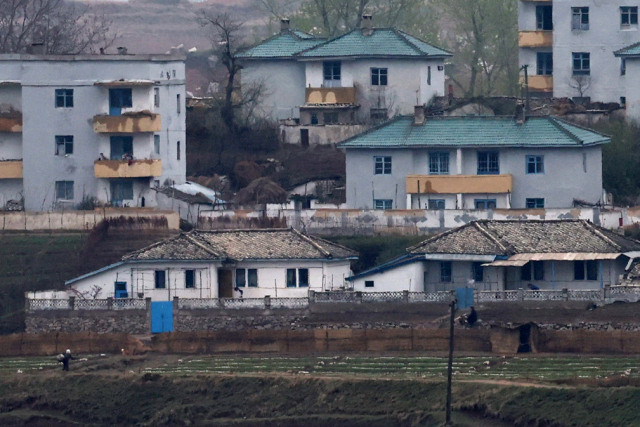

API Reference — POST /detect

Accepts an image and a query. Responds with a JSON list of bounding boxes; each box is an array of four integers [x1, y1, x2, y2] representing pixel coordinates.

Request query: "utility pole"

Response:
[[445, 296, 457, 425]]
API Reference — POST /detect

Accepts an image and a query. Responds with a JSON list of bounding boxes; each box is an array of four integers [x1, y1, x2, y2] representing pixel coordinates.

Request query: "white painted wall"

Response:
[[352, 261, 425, 292], [623, 59, 640, 121]]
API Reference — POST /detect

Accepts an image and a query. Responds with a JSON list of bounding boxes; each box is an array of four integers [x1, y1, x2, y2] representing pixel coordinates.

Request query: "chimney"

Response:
[[414, 105, 425, 125], [280, 18, 290, 33], [117, 46, 128, 55], [515, 100, 526, 125], [361, 14, 373, 35], [27, 43, 45, 55]]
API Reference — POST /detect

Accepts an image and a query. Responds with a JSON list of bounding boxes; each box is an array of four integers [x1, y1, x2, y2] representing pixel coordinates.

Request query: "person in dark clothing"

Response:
[[466, 306, 478, 328], [528, 283, 540, 290], [61, 349, 75, 371]]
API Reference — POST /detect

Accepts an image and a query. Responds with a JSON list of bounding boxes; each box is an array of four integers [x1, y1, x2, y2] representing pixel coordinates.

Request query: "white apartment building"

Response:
[[518, 0, 640, 103], [0, 51, 186, 211]]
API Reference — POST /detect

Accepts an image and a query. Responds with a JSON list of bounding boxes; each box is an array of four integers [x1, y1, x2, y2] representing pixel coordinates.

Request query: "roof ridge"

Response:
[[406, 222, 476, 253], [122, 234, 182, 260], [472, 221, 512, 254], [581, 221, 622, 251], [294, 28, 358, 57], [186, 232, 225, 258], [394, 28, 452, 56], [195, 228, 290, 233], [306, 234, 359, 256], [391, 28, 428, 56], [291, 228, 332, 258], [337, 115, 405, 147], [550, 116, 611, 141]]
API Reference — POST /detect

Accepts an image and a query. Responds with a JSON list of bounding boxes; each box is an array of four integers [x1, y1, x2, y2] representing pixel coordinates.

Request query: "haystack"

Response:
[[234, 177, 288, 206]]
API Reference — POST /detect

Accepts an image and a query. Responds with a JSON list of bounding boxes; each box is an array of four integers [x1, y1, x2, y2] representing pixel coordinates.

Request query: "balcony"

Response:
[[406, 174, 513, 195], [0, 111, 22, 132], [94, 159, 162, 178], [518, 31, 553, 48], [527, 75, 553, 92], [305, 87, 356, 105], [0, 160, 23, 179], [93, 112, 161, 133]]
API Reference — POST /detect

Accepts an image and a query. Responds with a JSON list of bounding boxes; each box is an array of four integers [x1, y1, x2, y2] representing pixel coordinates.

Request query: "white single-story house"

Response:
[[59, 229, 357, 301], [349, 220, 640, 292]]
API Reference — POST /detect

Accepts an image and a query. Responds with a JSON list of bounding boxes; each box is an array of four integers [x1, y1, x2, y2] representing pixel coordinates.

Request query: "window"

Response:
[[374, 156, 392, 175], [521, 261, 544, 281], [177, 94, 181, 114], [55, 181, 74, 201], [536, 52, 553, 76], [323, 61, 341, 87], [154, 135, 160, 155], [526, 155, 544, 174], [472, 262, 484, 283], [370, 108, 388, 122], [583, 152, 587, 173], [323, 112, 339, 124], [533, 261, 544, 281], [574, 260, 598, 281], [286, 269, 296, 287], [371, 68, 388, 86], [374, 199, 393, 210], [109, 88, 132, 115], [110, 136, 133, 160], [300, 129, 309, 147], [621, 96, 627, 107], [429, 152, 450, 175], [154, 87, 160, 107], [55, 136, 73, 156], [427, 66, 431, 85], [536, 5, 553, 30], [154, 270, 166, 289], [440, 262, 452, 283], [311, 113, 318, 125], [572, 7, 589, 30], [477, 151, 499, 174], [248, 269, 258, 287], [572, 52, 590, 76], [428, 199, 445, 210], [185, 270, 195, 288], [110, 180, 134, 203], [526, 198, 545, 208], [365, 280, 374, 288], [621, 6, 638, 29], [286, 268, 309, 287], [235, 268, 246, 287], [55, 89, 74, 108], [474, 199, 497, 209], [621, 58, 627, 76], [177, 141, 181, 161]]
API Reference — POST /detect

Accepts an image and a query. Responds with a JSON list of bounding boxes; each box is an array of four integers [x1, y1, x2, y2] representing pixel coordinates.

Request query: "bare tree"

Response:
[[568, 75, 593, 99], [0, 0, 116, 54]]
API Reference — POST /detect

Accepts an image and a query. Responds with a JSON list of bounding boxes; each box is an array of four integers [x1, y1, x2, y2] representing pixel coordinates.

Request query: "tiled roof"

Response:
[[615, 42, 640, 57], [238, 30, 325, 59], [297, 28, 451, 58], [123, 229, 358, 261], [408, 220, 640, 256], [338, 116, 610, 148]]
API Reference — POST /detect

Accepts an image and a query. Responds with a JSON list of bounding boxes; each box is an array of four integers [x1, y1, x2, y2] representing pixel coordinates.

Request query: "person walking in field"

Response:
[[60, 349, 75, 371]]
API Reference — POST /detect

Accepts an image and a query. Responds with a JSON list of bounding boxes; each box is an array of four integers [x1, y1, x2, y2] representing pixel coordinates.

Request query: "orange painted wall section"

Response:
[[406, 174, 513, 194]]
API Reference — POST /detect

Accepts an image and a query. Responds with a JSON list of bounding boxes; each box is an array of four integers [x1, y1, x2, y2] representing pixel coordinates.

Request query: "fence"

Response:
[[26, 297, 148, 311]]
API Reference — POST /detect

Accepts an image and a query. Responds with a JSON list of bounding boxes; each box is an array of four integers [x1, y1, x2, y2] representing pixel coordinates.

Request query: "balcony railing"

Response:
[[305, 87, 357, 104], [0, 111, 22, 132], [93, 113, 161, 133], [406, 174, 513, 195], [527, 75, 553, 92], [0, 160, 23, 179], [518, 31, 553, 48], [94, 159, 162, 178]]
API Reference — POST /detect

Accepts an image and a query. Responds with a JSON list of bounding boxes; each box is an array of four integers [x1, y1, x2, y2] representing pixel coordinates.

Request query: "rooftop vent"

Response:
[[280, 18, 290, 32], [362, 14, 373, 35]]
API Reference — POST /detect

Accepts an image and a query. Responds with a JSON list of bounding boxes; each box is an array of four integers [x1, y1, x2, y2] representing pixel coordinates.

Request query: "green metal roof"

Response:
[[615, 42, 640, 57], [298, 28, 451, 58], [338, 116, 610, 148], [238, 30, 325, 59]]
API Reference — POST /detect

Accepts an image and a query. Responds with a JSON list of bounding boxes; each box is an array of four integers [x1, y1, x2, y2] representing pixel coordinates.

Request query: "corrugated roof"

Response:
[[338, 116, 610, 148], [298, 28, 450, 58], [238, 30, 325, 59], [615, 42, 640, 57], [123, 228, 358, 261]]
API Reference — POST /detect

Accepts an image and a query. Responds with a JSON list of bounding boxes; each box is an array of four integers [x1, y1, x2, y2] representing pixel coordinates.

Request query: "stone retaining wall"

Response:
[[25, 310, 149, 334]]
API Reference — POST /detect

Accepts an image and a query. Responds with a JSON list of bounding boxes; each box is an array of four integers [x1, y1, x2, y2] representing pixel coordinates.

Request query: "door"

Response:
[[109, 88, 132, 116], [218, 269, 233, 298], [300, 129, 309, 147], [151, 301, 173, 333], [110, 180, 134, 207], [110, 136, 133, 160], [114, 282, 128, 298], [456, 287, 474, 309]]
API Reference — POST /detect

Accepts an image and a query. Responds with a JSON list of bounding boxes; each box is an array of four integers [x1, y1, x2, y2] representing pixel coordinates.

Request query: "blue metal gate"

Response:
[[151, 301, 173, 333], [456, 288, 474, 310]]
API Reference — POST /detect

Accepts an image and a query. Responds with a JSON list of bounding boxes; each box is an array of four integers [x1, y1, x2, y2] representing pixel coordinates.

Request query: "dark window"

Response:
[[427, 66, 431, 85], [323, 61, 341, 85], [323, 112, 339, 124], [365, 280, 374, 288], [248, 269, 258, 287], [311, 113, 318, 125], [110, 180, 134, 203], [574, 261, 585, 280], [154, 270, 166, 289], [177, 94, 181, 114], [374, 156, 392, 175], [235, 268, 246, 287], [371, 68, 388, 86], [586, 260, 598, 281], [522, 261, 544, 281], [440, 262, 452, 283], [185, 270, 195, 288], [300, 129, 309, 147], [298, 268, 309, 287], [428, 199, 445, 210], [109, 88, 132, 115], [286, 268, 296, 287], [536, 52, 553, 75], [55, 181, 74, 201], [521, 263, 532, 281], [621, 6, 638, 28], [370, 108, 388, 122], [536, 5, 553, 30], [472, 262, 484, 283], [621, 96, 627, 106], [177, 141, 181, 161], [154, 87, 160, 107], [110, 136, 133, 160], [572, 7, 589, 30], [55, 135, 73, 155], [621, 58, 627, 76], [533, 261, 544, 281], [475, 199, 497, 209], [429, 152, 449, 175], [55, 89, 74, 108], [154, 135, 160, 155], [526, 198, 545, 208], [374, 199, 393, 210], [526, 155, 544, 174], [572, 52, 590, 76], [477, 151, 499, 174]]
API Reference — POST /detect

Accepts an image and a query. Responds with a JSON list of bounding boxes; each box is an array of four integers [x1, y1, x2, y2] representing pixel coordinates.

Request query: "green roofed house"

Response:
[[615, 42, 640, 121], [337, 106, 610, 210], [238, 16, 451, 146]]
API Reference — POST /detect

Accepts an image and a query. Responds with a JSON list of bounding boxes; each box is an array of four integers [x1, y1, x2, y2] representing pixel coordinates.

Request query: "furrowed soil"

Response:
[[2, 355, 640, 427]]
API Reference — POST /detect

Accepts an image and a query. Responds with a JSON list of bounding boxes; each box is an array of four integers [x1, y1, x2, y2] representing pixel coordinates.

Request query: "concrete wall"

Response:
[[280, 123, 367, 146], [0, 209, 179, 230]]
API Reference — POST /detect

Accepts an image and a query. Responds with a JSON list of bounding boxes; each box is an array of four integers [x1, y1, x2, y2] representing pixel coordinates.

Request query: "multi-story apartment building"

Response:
[[518, 0, 639, 103], [0, 51, 186, 211], [239, 17, 451, 146]]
